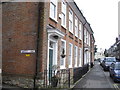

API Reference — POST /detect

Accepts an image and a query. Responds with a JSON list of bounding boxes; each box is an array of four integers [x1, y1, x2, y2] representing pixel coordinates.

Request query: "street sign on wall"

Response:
[[25, 54, 30, 56], [21, 50, 35, 54]]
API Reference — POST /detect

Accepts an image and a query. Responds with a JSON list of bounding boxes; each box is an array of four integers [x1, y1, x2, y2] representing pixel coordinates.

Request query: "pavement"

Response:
[[1, 62, 119, 90], [73, 61, 116, 89]]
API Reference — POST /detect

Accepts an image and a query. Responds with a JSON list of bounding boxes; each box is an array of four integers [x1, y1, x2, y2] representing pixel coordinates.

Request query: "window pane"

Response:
[[69, 44, 71, 55], [61, 58, 64, 65], [50, 0, 57, 19], [50, 3, 56, 18], [62, 1, 66, 13], [69, 20, 72, 32], [62, 13, 65, 26], [69, 44, 72, 66], [79, 23, 81, 30], [61, 0, 66, 27], [49, 41, 54, 48], [61, 41, 65, 66], [75, 17, 78, 36], [69, 9, 73, 33], [74, 46, 78, 67], [69, 10, 73, 21]]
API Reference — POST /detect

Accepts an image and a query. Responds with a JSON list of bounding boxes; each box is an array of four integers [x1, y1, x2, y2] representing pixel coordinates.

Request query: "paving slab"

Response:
[[73, 61, 115, 89]]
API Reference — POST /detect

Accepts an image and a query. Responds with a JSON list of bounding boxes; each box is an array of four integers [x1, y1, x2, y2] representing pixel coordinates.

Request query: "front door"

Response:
[[49, 41, 55, 82], [49, 48, 53, 81]]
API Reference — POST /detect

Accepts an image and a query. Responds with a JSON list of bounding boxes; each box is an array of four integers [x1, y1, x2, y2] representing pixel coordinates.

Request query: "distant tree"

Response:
[[94, 45, 97, 55], [104, 49, 108, 57]]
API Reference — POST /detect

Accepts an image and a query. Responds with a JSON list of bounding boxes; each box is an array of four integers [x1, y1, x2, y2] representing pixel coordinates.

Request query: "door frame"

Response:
[[47, 39, 58, 73]]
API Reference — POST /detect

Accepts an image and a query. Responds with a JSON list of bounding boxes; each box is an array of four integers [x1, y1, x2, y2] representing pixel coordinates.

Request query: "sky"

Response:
[[74, 0, 119, 51]]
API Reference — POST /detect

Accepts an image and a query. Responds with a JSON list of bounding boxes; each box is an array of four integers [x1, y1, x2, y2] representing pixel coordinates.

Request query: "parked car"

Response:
[[109, 62, 120, 82], [99, 58, 105, 66], [102, 57, 116, 71], [97, 58, 100, 62]]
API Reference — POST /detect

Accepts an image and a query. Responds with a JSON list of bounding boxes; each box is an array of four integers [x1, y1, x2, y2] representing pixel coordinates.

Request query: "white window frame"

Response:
[[79, 48, 82, 67], [60, 39, 66, 69], [75, 16, 78, 37], [74, 46, 78, 67], [84, 28, 86, 43], [50, 0, 58, 22], [69, 8, 73, 33], [87, 51, 89, 64], [86, 30, 88, 44], [88, 52, 90, 65], [87, 32, 89, 45], [61, 0, 66, 28], [88, 34, 90, 46], [47, 39, 58, 71], [79, 22, 82, 40], [84, 52, 87, 64], [68, 43, 73, 68]]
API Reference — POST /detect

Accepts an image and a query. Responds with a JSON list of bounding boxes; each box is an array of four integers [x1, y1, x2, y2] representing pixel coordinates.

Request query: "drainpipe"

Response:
[[33, 2, 41, 88], [82, 22, 86, 66], [90, 34, 92, 66]]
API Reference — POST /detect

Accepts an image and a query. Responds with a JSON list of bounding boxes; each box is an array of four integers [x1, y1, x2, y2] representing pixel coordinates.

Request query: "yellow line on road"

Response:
[[113, 84, 120, 90]]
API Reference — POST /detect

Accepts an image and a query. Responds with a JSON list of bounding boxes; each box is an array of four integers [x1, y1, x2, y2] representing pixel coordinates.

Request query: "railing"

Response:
[[73, 64, 89, 83], [36, 64, 90, 88], [37, 69, 70, 88]]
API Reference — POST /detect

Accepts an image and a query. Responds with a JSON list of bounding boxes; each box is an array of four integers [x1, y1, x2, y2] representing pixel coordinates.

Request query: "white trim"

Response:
[[79, 22, 82, 40], [0, 69, 1, 74], [69, 8, 73, 34], [47, 29, 65, 39], [49, 0, 58, 22], [88, 33, 90, 46], [87, 51, 89, 64], [84, 28, 86, 43], [86, 32, 88, 45], [79, 48, 82, 67], [74, 45, 78, 67], [60, 39, 66, 69], [75, 16, 78, 37], [88, 51, 91, 65], [84, 51, 87, 65], [49, 17, 58, 23], [47, 27, 65, 71], [47, 40, 58, 71], [55, 42, 58, 65], [68, 43, 73, 68], [61, 0, 67, 28]]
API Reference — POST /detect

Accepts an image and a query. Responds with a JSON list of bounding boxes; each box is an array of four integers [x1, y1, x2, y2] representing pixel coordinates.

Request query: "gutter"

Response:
[[33, 2, 41, 88]]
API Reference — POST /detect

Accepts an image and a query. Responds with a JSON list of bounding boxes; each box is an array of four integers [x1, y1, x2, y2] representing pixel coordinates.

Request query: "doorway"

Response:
[[48, 41, 56, 81]]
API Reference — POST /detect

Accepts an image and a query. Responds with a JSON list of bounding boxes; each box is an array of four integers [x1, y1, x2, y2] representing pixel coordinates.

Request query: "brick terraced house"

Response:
[[2, 0, 95, 88]]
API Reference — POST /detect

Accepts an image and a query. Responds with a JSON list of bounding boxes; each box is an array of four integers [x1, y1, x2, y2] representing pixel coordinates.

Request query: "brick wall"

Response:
[[2, 1, 95, 88], [2, 2, 39, 76]]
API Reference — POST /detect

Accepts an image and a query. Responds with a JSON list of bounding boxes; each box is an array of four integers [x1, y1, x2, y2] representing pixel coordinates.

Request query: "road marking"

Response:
[[113, 84, 120, 90]]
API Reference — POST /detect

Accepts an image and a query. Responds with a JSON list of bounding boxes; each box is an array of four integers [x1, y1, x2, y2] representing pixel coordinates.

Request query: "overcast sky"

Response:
[[74, 0, 119, 51]]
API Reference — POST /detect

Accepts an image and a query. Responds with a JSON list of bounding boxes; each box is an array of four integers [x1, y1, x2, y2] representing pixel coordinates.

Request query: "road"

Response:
[[100, 62, 120, 90], [73, 61, 120, 89]]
